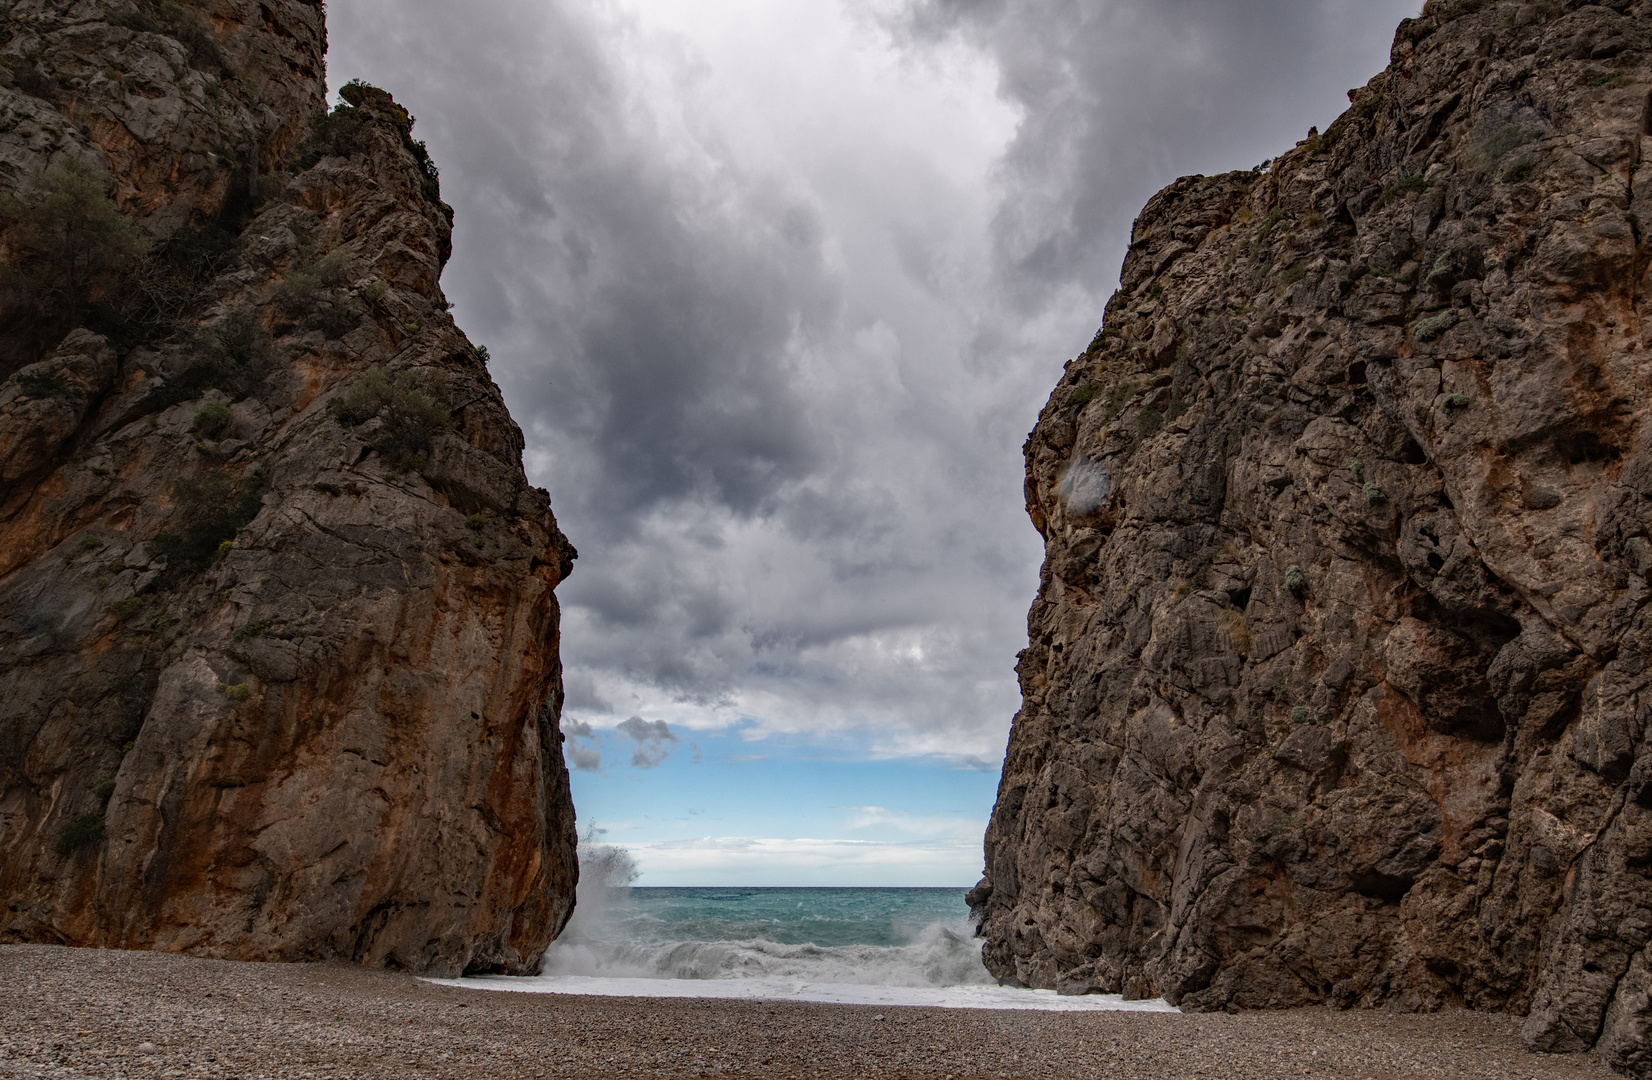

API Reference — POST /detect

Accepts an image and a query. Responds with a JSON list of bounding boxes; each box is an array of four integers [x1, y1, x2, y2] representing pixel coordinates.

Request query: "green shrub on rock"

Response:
[[1413, 310, 1459, 341], [328, 366, 454, 471], [55, 812, 105, 855], [192, 402, 231, 437], [148, 466, 267, 583], [0, 158, 150, 345]]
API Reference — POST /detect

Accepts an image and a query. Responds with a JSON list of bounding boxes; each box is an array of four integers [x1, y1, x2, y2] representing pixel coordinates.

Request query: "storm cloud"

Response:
[[326, 0, 1416, 760]]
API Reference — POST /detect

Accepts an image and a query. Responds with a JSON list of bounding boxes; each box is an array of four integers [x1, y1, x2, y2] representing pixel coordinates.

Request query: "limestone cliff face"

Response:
[[0, 1, 579, 975], [974, 0, 1652, 1071]]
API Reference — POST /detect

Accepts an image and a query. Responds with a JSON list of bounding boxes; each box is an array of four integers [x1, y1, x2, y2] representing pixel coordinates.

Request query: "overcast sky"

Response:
[[328, 0, 1418, 884]]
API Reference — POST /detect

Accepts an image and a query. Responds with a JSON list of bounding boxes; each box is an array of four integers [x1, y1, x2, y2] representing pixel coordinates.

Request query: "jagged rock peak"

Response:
[[974, 1, 1652, 1074], [0, 0, 579, 975]]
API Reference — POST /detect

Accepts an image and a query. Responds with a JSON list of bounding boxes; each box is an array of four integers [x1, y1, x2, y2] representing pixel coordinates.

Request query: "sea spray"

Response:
[[542, 884, 992, 988]]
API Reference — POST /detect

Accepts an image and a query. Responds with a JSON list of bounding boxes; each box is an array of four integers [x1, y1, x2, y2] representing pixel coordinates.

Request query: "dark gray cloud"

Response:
[[894, 0, 1420, 308], [564, 720, 603, 772], [617, 716, 679, 769], [327, 0, 1415, 758]]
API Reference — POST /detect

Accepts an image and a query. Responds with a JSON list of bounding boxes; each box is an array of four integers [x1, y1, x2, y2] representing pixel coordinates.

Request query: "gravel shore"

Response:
[[2, 944, 1614, 1079]]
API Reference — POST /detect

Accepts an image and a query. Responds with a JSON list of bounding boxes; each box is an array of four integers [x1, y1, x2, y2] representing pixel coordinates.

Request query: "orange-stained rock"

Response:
[[0, 1, 578, 976]]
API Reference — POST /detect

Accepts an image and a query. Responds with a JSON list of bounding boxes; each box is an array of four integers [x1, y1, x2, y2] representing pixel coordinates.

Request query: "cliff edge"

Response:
[[974, 0, 1652, 1072], [0, 1, 579, 975]]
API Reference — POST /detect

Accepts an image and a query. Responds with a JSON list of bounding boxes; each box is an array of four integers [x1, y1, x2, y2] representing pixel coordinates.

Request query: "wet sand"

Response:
[[1, 944, 1615, 1079]]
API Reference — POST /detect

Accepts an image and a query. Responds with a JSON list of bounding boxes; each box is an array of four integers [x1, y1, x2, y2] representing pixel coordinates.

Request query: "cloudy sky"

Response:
[[329, 0, 1418, 885]]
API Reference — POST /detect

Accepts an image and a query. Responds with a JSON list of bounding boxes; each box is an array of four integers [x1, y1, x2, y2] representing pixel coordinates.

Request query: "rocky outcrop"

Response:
[[0, 2, 579, 975], [973, 0, 1652, 1072]]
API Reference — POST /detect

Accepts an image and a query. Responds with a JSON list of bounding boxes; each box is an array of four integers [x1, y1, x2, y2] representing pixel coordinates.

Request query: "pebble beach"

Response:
[[2, 944, 1615, 1080]]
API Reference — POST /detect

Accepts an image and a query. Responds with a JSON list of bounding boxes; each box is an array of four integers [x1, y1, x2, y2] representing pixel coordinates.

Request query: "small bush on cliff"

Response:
[[149, 314, 278, 407], [274, 248, 353, 315], [15, 365, 81, 401], [95, 222, 244, 348], [0, 158, 150, 339], [192, 402, 231, 437], [292, 104, 367, 171], [108, 3, 226, 74], [1413, 310, 1459, 341], [1375, 175, 1431, 208], [54, 812, 105, 855], [328, 366, 454, 471], [1285, 564, 1306, 595], [148, 466, 267, 584], [1481, 124, 1531, 162]]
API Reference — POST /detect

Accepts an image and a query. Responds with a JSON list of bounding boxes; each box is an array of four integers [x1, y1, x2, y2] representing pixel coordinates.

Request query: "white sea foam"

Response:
[[541, 919, 991, 987], [457, 864, 1183, 1013], [424, 973, 1180, 1012]]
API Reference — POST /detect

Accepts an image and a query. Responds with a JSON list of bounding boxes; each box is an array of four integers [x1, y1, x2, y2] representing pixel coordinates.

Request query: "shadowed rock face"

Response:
[[973, 0, 1652, 1072], [0, 2, 579, 976]]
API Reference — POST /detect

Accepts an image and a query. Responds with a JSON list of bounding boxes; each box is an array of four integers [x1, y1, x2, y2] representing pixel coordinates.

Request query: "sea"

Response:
[[429, 886, 1178, 1012]]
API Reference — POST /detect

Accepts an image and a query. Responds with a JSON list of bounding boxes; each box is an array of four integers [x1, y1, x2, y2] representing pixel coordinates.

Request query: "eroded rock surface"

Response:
[[0, 1, 578, 976], [974, 1, 1652, 1072]]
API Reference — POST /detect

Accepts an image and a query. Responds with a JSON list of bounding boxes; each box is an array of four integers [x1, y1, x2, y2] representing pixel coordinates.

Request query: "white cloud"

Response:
[[621, 835, 981, 887]]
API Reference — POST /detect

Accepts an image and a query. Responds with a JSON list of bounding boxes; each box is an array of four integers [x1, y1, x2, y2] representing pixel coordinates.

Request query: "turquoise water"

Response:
[[541, 886, 990, 987], [605, 887, 971, 946]]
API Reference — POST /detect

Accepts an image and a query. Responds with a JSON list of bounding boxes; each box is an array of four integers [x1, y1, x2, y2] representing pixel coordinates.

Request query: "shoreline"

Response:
[[429, 973, 1181, 1011], [5, 944, 1614, 1079]]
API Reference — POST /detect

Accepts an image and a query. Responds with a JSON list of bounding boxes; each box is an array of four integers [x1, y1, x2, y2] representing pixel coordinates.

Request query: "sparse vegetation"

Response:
[[0, 158, 150, 347], [106, 2, 226, 73], [1503, 158, 1536, 184], [147, 466, 267, 584], [328, 366, 454, 472], [54, 811, 105, 855], [273, 248, 354, 315], [292, 102, 367, 171], [1285, 565, 1306, 595], [15, 365, 81, 400], [1290, 705, 1311, 724], [216, 681, 252, 702], [1481, 124, 1530, 162], [233, 619, 272, 641], [192, 402, 231, 438], [147, 314, 278, 408], [1220, 609, 1252, 657], [1376, 175, 1432, 208], [1413, 310, 1460, 341], [1442, 392, 1471, 410], [1068, 381, 1099, 409], [1363, 482, 1386, 502]]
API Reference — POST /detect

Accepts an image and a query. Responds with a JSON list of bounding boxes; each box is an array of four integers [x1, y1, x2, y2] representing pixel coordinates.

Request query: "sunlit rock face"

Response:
[[0, 1, 578, 976], [973, 1, 1652, 1072]]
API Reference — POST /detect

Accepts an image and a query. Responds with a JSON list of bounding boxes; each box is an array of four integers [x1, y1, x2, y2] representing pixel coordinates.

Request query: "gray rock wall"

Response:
[[974, 1, 1652, 1072]]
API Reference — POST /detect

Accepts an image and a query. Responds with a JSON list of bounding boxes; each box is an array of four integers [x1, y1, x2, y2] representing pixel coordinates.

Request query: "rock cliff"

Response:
[[0, 1, 579, 975], [973, 0, 1652, 1071]]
